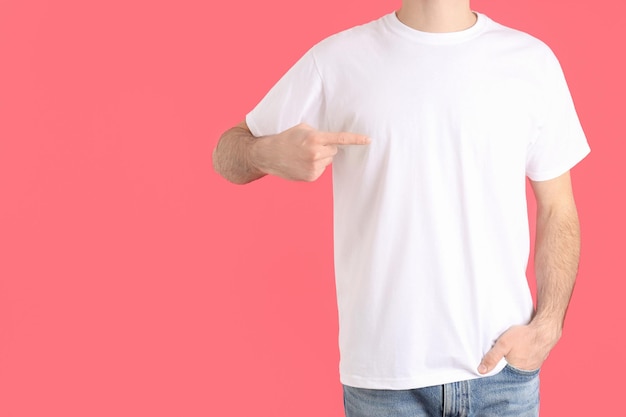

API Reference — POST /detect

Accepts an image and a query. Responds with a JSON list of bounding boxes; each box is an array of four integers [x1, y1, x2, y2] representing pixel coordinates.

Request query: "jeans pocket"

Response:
[[504, 363, 541, 377]]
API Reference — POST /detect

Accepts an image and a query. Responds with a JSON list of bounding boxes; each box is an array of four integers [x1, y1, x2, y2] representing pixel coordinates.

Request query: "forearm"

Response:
[[212, 125, 267, 185], [531, 202, 581, 337]]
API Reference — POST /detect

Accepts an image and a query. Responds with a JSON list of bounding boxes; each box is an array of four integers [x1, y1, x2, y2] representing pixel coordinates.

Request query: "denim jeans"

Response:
[[343, 364, 540, 417]]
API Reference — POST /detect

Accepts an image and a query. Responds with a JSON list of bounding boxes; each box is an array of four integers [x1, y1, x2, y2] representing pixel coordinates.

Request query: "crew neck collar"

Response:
[[384, 10, 489, 44]]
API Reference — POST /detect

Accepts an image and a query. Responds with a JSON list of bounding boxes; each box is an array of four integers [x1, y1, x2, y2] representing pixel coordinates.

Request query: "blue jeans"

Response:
[[343, 364, 540, 417]]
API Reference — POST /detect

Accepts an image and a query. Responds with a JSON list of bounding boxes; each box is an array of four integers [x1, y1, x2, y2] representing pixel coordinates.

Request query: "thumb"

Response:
[[478, 338, 509, 374]]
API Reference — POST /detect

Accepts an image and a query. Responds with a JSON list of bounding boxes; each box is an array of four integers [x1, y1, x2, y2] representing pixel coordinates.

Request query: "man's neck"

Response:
[[397, 0, 476, 33]]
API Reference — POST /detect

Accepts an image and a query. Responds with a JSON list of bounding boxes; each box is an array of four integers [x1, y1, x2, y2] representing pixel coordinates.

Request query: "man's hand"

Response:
[[478, 171, 580, 375], [477, 322, 561, 374], [250, 123, 371, 182]]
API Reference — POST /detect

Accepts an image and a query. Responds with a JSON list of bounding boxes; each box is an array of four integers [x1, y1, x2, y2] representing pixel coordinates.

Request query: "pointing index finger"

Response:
[[319, 131, 371, 146]]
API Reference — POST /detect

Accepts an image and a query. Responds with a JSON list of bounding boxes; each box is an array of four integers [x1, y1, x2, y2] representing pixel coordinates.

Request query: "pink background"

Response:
[[0, 0, 623, 415]]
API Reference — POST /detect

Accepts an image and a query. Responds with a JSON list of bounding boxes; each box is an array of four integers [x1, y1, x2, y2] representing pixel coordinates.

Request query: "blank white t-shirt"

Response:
[[246, 11, 590, 389]]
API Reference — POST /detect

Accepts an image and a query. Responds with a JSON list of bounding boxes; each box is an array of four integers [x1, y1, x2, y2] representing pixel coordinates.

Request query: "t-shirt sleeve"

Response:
[[525, 48, 590, 181], [246, 49, 325, 138]]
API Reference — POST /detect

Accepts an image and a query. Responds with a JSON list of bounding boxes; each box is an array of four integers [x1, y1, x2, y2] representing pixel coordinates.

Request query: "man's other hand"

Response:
[[477, 322, 561, 374]]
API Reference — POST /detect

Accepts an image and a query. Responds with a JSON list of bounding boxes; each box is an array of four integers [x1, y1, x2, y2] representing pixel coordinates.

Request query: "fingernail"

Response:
[[478, 364, 487, 374]]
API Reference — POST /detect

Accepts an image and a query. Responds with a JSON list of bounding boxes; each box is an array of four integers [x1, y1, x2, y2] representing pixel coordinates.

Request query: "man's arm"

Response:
[[529, 171, 580, 337], [212, 121, 266, 184], [212, 121, 370, 184], [478, 171, 581, 373]]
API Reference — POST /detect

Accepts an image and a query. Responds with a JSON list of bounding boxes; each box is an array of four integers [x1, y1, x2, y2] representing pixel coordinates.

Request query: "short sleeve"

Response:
[[246, 49, 325, 138], [525, 48, 590, 181]]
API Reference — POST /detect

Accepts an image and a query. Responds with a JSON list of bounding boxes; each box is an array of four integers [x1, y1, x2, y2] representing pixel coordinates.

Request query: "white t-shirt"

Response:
[[246, 11, 590, 389]]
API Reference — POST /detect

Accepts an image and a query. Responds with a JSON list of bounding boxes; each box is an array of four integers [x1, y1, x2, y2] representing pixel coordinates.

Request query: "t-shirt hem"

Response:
[[340, 362, 507, 390]]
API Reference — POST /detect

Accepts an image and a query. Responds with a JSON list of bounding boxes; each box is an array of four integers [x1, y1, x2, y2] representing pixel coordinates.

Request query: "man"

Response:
[[212, 0, 590, 415]]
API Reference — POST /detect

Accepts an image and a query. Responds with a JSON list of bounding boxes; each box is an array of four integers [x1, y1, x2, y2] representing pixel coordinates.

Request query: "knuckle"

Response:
[[498, 339, 511, 351], [302, 132, 318, 147], [307, 164, 325, 181], [304, 163, 317, 179], [295, 122, 310, 131], [303, 150, 319, 162], [305, 171, 319, 182]]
